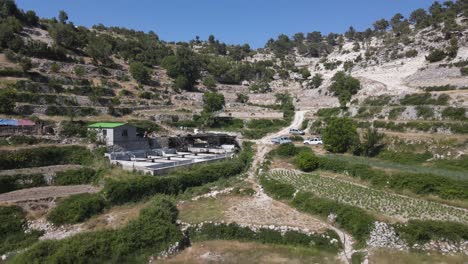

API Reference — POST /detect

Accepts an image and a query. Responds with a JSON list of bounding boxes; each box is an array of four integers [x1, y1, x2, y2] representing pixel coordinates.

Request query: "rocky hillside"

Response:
[[0, 0, 466, 143]]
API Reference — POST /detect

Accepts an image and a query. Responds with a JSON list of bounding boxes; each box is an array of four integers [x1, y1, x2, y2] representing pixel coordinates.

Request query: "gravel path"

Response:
[[0, 185, 101, 203], [0, 165, 83, 177]]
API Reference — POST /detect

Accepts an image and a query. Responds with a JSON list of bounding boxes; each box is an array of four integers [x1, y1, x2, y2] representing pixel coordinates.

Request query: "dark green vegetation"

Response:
[[48, 142, 253, 226], [0, 167, 99, 194], [262, 173, 468, 247], [0, 206, 42, 255], [400, 93, 449, 105], [322, 117, 359, 153], [272, 144, 468, 200], [293, 192, 374, 245], [325, 153, 468, 180], [47, 193, 107, 225], [317, 155, 468, 200], [295, 151, 319, 172], [329, 71, 361, 106], [12, 197, 183, 264], [0, 173, 45, 194], [0, 146, 94, 170], [261, 175, 374, 245], [54, 167, 99, 185], [396, 220, 468, 245], [104, 142, 253, 205], [358, 120, 468, 134], [188, 222, 342, 253]]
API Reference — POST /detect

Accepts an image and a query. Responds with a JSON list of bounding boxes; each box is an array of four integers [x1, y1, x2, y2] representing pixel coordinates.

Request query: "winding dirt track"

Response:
[[245, 110, 355, 263]]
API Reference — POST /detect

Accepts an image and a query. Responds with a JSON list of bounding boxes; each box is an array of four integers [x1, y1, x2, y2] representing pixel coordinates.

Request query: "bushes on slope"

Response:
[[47, 193, 107, 225], [188, 222, 341, 253], [13, 197, 183, 263], [0, 206, 42, 254], [0, 146, 93, 170]]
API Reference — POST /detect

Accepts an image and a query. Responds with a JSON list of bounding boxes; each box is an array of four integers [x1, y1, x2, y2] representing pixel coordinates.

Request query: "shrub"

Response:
[[292, 191, 375, 245], [104, 142, 253, 205], [13, 197, 183, 263], [461, 67, 468, 76], [295, 151, 319, 172], [54, 168, 98, 185], [426, 49, 446, 62], [275, 143, 298, 157], [415, 106, 434, 119], [47, 193, 107, 225], [388, 107, 405, 119], [74, 65, 86, 77], [322, 117, 359, 153], [396, 220, 468, 245], [0, 146, 94, 170], [0, 206, 42, 254], [316, 107, 341, 119], [359, 128, 385, 157], [310, 73, 323, 88], [0, 174, 46, 194], [378, 150, 431, 164], [60, 120, 88, 137], [188, 222, 341, 253], [405, 49, 418, 58], [400, 93, 449, 105], [442, 107, 466, 121], [202, 75, 217, 89]]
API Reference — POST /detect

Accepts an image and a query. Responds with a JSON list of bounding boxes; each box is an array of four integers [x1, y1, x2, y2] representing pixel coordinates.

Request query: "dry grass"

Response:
[[84, 201, 149, 231], [178, 193, 327, 232], [155, 240, 340, 264], [178, 198, 226, 223]]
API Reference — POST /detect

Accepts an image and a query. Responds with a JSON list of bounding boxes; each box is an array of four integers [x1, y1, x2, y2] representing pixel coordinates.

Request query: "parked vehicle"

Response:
[[271, 136, 293, 144], [289, 128, 305, 135], [303, 137, 323, 145]]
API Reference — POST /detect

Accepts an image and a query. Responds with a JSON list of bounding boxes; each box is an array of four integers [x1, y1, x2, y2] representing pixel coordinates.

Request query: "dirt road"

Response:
[[0, 185, 101, 203]]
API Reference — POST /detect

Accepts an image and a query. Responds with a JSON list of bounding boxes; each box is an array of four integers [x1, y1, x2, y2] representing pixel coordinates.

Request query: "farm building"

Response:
[[88, 122, 149, 150]]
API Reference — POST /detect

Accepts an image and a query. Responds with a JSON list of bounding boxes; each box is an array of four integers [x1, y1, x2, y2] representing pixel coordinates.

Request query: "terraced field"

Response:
[[268, 169, 468, 223]]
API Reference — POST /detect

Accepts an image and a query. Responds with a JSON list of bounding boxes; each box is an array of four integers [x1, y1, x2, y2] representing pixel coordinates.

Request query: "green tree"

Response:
[[86, 34, 112, 64], [130, 62, 151, 84], [410, 8, 431, 28], [203, 92, 225, 113], [162, 46, 200, 91], [360, 128, 385, 157], [373, 19, 389, 32], [322, 117, 359, 153], [329, 71, 361, 106], [58, 10, 68, 24], [345, 26, 356, 40]]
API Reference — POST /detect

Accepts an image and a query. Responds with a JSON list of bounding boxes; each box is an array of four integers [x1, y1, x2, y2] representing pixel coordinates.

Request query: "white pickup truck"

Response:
[[303, 137, 323, 145]]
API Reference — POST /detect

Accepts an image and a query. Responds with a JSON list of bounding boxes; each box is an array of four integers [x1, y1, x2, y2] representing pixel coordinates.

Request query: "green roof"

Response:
[[88, 122, 126, 128]]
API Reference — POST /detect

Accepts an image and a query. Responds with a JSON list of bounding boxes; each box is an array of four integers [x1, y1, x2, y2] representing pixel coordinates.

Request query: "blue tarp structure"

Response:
[[0, 119, 18, 126]]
